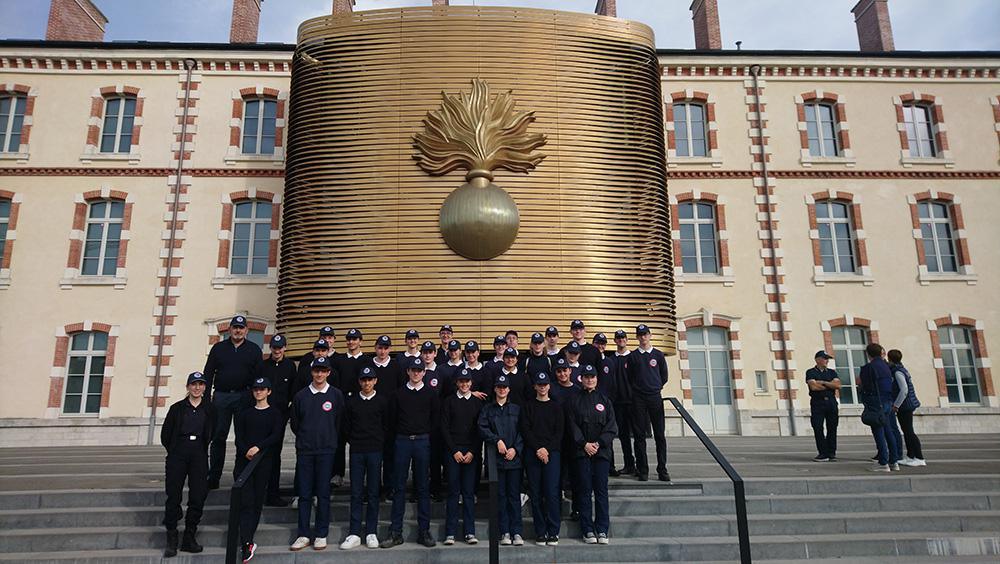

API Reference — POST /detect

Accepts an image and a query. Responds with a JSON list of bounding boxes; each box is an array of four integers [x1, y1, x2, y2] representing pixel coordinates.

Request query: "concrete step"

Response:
[[699, 474, 1000, 496]]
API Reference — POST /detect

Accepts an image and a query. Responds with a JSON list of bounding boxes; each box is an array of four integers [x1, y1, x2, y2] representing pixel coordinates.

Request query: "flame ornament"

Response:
[[414, 79, 547, 260]]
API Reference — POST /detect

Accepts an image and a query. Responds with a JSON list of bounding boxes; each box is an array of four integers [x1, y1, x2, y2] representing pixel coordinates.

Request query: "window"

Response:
[[678, 202, 718, 274], [99, 96, 136, 154], [81, 200, 124, 276], [754, 370, 768, 393], [918, 201, 957, 273], [830, 326, 867, 405], [903, 103, 937, 158], [686, 326, 733, 407], [805, 103, 839, 157], [673, 102, 707, 157], [938, 325, 981, 404], [222, 328, 265, 349], [63, 331, 107, 415], [0, 198, 9, 264], [816, 201, 857, 273], [0, 94, 26, 153], [242, 98, 277, 155], [230, 201, 272, 276]]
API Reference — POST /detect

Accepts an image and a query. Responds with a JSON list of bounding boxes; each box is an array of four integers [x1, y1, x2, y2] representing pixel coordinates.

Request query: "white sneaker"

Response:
[[313, 537, 328, 550], [465, 534, 479, 545], [500, 533, 512, 546], [340, 535, 361, 550], [597, 532, 609, 545], [443, 535, 455, 545], [365, 534, 379, 549], [290, 497, 299, 509], [290, 536, 311, 551], [912, 458, 927, 466], [890, 463, 900, 471], [512, 534, 524, 546], [584, 532, 597, 544], [870, 463, 890, 473]]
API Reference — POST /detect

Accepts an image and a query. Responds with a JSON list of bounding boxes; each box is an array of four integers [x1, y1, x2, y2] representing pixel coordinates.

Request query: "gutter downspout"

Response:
[[147, 57, 197, 445], [749, 64, 797, 436]]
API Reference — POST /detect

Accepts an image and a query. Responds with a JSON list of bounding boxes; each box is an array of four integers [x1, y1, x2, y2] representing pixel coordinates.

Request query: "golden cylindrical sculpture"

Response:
[[279, 6, 675, 354]]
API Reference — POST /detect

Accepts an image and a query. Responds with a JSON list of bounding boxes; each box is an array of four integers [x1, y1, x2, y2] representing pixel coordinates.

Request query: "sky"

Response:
[[1, 0, 998, 51]]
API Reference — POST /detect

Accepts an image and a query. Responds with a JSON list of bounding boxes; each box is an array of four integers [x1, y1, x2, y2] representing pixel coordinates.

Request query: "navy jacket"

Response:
[[478, 400, 523, 470], [290, 384, 345, 455], [566, 388, 618, 461], [859, 356, 894, 407]]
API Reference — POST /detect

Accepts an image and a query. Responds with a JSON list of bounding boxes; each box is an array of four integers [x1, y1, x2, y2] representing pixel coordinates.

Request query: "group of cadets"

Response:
[[160, 316, 671, 562]]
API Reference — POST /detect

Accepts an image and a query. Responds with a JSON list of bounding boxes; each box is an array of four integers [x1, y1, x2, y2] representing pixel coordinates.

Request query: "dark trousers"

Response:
[[163, 441, 209, 531], [429, 430, 444, 495], [560, 441, 579, 515], [381, 440, 395, 494], [333, 435, 347, 479], [896, 409, 924, 459], [234, 455, 273, 544], [496, 467, 523, 536], [349, 450, 382, 537], [445, 453, 478, 537], [632, 392, 668, 477], [296, 452, 334, 538], [209, 390, 246, 483], [266, 411, 288, 500], [390, 435, 431, 533], [525, 451, 561, 538], [611, 402, 638, 471], [870, 401, 899, 466], [809, 400, 839, 458], [575, 456, 610, 536]]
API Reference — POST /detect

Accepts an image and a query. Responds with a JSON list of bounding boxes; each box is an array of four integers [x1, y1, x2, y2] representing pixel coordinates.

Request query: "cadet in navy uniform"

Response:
[[367, 335, 402, 496], [293, 338, 335, 399], [260, 334, 296, 506], [441, 369, 485, 545], [435, 325, 455, 366], [436, 339, 465, 397], [478, 373, 525, 546], [420, 340, 446, 501], [521, 332, 553, 378], [567, 364, 618, 544], [606, 330, 638, 477], [519, 370, 565, 546], [381, 357, 439, 548], [295, 326, 337, 382], [627, 324, 671, 482], [505, 330, 525, 363], [550, 357, 581, 520], [340, 366, 390, 550], [565, 341, 584, 385], [462, 340, 490, 400], [485, 335, 508, 380], [560, 320, 603, 375], [233, 376, 283, 562], [401, 329, 421, 360], [333, 328, 367, 398], [544, 326, 561, 358], [160, 371, 216, 558], [592, 333, 612, 396], [203, 314, 262, 490], [497, 347, 529, 405], [289, 356, 345, 552]]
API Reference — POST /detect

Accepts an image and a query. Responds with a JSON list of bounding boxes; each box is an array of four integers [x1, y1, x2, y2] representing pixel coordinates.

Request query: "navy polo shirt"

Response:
[[805, 366, 838, 403]]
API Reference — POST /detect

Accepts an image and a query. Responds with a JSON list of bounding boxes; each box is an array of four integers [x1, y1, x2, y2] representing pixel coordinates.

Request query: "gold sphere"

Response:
[[439, 176, 519, 260]]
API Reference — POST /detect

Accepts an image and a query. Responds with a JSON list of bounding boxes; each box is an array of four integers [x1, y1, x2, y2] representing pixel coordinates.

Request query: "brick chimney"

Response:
[[229, 0, 262, 44], [852, 0, 895, 52], [689, 0, 721, 50], [333, 0, 354, 14], [595, 0, 616, 17], [431, 0, 449, 5], [45, 0, 108, 42]]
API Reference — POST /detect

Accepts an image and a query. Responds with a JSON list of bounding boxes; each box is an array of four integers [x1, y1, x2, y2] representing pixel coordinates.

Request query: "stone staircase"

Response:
[[0, 434, 998, 562]]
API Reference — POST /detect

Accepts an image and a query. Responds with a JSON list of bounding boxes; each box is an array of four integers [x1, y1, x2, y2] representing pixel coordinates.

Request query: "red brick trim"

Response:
[[669, 191, 732, 282], [927, 316, 994, 404], [821, 316, 880, 353], [665, 90, 719, 160], [804, 190, 871, 277], [216, 189, 281, 277], [226, 86, 287, 162], [678, 313, 744, 407], [0, 189, 21, 273], [661, 65, 998, 80], [64, 190, 134, 277], [1, 83, 37, 158], [893, 92, 952, 161], [47, 321, 118, 416], [794, 91, 853, 161], [83, 86, 144, 160], [906, 191, 972, 271]]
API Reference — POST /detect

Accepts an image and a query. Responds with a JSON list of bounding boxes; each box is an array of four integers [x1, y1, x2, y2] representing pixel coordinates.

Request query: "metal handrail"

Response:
[[486, 446, 499, 564], [665, 397, 751, 563], [224, 449, 267, 564]]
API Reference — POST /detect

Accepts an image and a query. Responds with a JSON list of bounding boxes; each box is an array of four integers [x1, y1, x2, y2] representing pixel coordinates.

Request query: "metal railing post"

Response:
[[224, 450, 265, 564], [487, 447, 499, 564]]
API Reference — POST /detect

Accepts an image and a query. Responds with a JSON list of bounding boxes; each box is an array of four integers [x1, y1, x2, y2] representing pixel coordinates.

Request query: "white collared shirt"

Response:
[[448, 359, 464, 367], [373, 357, 390, 368], [492, 356, 503, 363], [309, 382, 330, 394], [616, 350, 629, 357], [360, 390, 376, 401], [569, 361, 580, 368], [465, 362, 482, 371], [404, 351, 420, 358], [425, 362, 437, 372], [346, 351, 363, 359], [638, 346, 654, 354], [545, 347, 560, 356], [456, 390, 472, 400], [406, 380, 425, 391], [502, 367, 518, 376]]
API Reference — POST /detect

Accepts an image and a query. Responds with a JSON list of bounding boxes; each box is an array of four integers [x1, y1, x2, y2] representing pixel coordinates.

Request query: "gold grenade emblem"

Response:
[[414, 79, 547, 260]]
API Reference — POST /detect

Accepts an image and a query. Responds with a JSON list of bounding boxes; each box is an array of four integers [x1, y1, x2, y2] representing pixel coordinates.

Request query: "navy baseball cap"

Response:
[[636, 324, 651, 336], [545, 326, 559, 336], [376, 335, 391, 347], [346, 328, 362, 340], [533, 371, 550, 385], [269, 334, 286, 347], [310, 356, 331, 370], [493, 335, 506, 347], [405, 329, 420, 339], [503, 347, 518, 358], [187, 371, 207, 385], [252, 377, 271, 389], [815, 350, 833, 360], [319, 326, 335, 336], [440, 325, 454, 333], [447, 339, 461, 351], [421, 340, 436, 352], [570, 319, 585, 330], [554, 357, 569, 370], [593, 333, 608, 345], [567, 341, 581, 353], [313, 338, 330, 349], [456, 368, 472, 381], [581, 364, 597, 377], [530, 332, 544, 344], [230, 315, 247, 328], [359, 366, 376, 380], [614, 329, 628, 339], [494, 374, 510, 387], [464, 340, 479, 352], [407, 357, 425, 371]]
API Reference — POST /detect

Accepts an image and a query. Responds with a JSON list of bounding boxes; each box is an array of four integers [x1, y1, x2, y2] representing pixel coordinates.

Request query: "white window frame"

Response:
[[805, 102, 840, 157], [939, 325, 982, 405], [81, 200, 124, 277], [918, 201, 958, 274], [815, 201, 857, 274], [99, 96, 136, 154], [686, 326, 734, 408], [673, 102, 708, 158], [62, 331, 108, 416], [230, 200, 273, 277], [0, 94, 26, 153], [678, 201, 719, 275], [241, 98, 278, 156], [903, 103, 937, 158], [831, 325, 867, 405], [0, 197, 9, 265]]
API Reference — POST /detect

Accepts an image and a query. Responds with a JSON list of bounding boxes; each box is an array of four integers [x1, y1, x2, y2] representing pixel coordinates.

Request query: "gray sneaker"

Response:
[[584, 532, 597, 544], [597, 533, 609, 545], [512, 534, 524, 546], [443, 536, 455, 546]]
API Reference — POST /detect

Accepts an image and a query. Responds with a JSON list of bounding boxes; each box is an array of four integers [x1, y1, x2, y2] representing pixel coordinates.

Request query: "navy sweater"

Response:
[[626, 347, 669, 395], [290, 384, 345, 454]]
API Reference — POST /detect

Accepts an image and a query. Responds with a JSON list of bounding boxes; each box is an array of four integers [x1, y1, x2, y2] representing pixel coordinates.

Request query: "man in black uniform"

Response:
[[592, 333, 612, 396], [627, 324, 671, 482], [367, 335, 403, 496], [560, 320, 603, 375], [435, 325, 455, 366], [806, 350, 840, 462], [260, 334, 296, 506], [204, 314, 262, 490], [161, 371, 216, 557], [420, 340, 446, 500], [521, 332, 553, 379], [331, 329, 367, 488], [606, 330, 638, 477], [401, 329, 421, 360], [544, 326, 561, 358], [549, 357, 581, 520], [567, 364, 617, 544], [341, 366, 390, 550]]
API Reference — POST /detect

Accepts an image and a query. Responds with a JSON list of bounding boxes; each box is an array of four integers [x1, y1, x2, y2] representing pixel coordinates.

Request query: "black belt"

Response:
[[217, 388, 244, 394], [398, 433, 429, 440]]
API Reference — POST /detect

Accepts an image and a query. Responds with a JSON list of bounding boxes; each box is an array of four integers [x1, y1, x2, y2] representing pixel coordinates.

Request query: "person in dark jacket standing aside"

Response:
[[806, 350, 840, 462], [233, 376, 283, 562], [888, 349, 925, 466], [478, 374, 525, 546], [204, 315, 262, 490], [440, 369, 485, 545], [627, 324, 670, 482], [260, 334, 296, 506], [340, 366, 390, 550], [160, 371, 217, 558], [858, 343, 899, 472], [606, 329, 637, 477], [288, 355, 344, 551], [568, 364, 618, 545], [519, 371, 564, 546]]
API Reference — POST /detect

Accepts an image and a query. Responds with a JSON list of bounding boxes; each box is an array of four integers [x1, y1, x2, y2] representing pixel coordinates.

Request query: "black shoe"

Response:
[[180, 529, 203, 553], [609, 468, 621, 477], [207, 479, 220, 491], [619, 466, 636, 476], [242, 541, 256, 563], [871, 454, 879, 461], [535, 535, 549, 546], [569, 510, 580, 521], [418, 530, 437, 547], [164, 529, 179, 558], [380, 532, 404, 549], [637, 474, 649, 482], [658, 472, 672, 482], [382, 489, 395, 503], [265, 496, 290, 507]]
